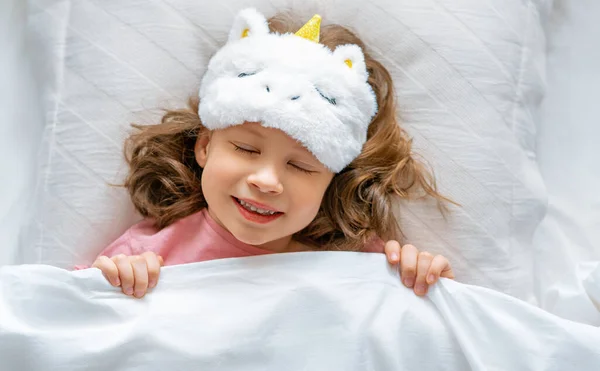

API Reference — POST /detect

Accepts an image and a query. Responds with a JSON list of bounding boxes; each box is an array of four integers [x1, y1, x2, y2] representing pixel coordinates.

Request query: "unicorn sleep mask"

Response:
[[198, 8, 378, 172]]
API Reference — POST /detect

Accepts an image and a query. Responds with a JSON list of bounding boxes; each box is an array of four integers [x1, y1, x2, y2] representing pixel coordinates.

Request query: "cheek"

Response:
[[290, 177, 331, 218], [201, 149, 243, 196]]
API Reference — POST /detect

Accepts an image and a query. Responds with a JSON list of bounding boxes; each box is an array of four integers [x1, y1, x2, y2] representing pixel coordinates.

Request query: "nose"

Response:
[[247, 164, 283, 194]]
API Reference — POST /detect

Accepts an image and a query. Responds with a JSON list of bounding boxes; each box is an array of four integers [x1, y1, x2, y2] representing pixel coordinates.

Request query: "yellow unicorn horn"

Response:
[[295, 14, 321, 43]]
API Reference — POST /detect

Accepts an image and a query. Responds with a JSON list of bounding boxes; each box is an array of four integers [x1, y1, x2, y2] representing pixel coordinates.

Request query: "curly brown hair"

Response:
[[123, 13, 451, 252]]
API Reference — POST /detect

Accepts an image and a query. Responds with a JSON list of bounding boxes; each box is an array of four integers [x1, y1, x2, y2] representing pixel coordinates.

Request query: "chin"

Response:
[[232, 230, 272, 246]]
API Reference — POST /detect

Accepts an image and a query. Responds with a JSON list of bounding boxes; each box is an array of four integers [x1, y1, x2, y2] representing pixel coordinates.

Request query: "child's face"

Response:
[[195, 122, 335, 251]]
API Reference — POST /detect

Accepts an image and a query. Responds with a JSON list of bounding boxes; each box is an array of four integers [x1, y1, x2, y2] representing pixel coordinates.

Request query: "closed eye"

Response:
[[233, 144, 259, 155], [238, 71, 257, 78], [315, 87, 337, 105], [289, 163, 316, 175], [232, 142, 316, 174]]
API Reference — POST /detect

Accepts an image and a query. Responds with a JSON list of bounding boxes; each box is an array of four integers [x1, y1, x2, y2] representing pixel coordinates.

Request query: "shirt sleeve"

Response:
[[74, 219, 158, 270]]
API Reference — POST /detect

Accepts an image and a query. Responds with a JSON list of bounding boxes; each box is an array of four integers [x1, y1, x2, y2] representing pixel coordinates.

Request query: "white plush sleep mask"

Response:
[[198, 8, 377, 172]]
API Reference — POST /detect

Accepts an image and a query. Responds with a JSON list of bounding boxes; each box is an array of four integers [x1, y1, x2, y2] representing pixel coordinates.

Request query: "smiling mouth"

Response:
[[233, 197, 283, 216]]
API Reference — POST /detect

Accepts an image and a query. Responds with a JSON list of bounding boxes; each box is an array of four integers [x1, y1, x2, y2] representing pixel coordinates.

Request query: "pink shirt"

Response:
[[89, 208, 384, 266]]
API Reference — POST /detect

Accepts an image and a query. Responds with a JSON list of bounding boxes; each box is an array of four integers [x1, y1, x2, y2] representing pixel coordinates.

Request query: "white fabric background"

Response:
[[1, 1, 600, 369], [0, 1, 45, 268]]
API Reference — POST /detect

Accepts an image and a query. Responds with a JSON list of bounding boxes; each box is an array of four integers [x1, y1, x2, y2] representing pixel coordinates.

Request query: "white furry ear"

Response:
[[228, 8, 270, 43], [332, 44, 369, 81]]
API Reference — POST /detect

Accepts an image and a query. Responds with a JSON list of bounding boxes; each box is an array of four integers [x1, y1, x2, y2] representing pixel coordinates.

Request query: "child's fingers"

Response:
[[414, 252, 434, 296], [92, 256, 120, 287], [400, 244, 418, 288], [158, 255, 164, 266], [384, 240, 401, 264], [131, 256, 149, 298], [426, 255, 451, 285], [113, 255, 135, 296], [440, 264, 455, 280], [143, 252, 162, 289]]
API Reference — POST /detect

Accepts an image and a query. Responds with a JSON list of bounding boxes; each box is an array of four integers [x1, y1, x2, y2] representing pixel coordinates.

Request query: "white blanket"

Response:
[[1, 252, 599, 371]]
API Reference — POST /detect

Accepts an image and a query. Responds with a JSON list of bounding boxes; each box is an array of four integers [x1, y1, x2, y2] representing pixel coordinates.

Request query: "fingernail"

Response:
[[427, 275, 435, 284], [149, 280, 156, 288], [134, 291, 144, 298], [404, 277, 414, 287], [416, 284, 427, 295], [390, 253, 399, 262], [124, 287, 133, 295], [114, 278, 120, 286]]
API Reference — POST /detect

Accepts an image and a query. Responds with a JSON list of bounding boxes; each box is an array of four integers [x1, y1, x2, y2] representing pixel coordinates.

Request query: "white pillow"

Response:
[[534, 0, 600, 316], [348, 0, 550, 303], [21, 0, 549, 302]]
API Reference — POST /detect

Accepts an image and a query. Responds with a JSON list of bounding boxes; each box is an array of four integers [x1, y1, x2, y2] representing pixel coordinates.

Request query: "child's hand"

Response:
[[384, 240, 454, 296], [92, 252, 164, 298]]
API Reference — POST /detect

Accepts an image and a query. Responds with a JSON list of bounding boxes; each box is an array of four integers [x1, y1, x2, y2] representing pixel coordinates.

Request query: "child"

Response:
[[89, 9, 455, 299]]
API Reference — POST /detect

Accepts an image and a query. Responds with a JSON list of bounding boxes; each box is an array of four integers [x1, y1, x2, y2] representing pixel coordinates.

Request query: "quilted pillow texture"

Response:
[[22, 0, 548, 301]]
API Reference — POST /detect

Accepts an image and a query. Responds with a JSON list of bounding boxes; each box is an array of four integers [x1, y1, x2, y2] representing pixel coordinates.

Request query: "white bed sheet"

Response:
[[534, 0, 600, 318]]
